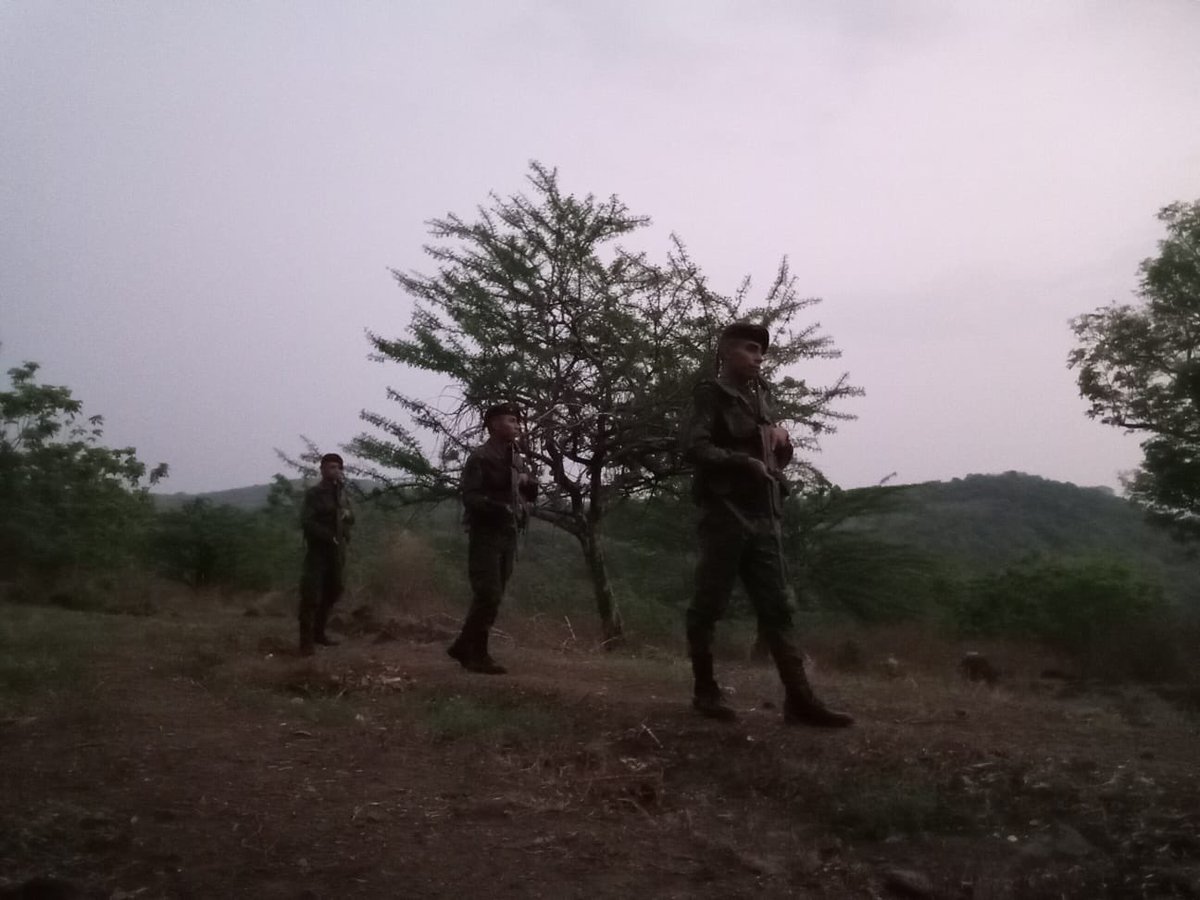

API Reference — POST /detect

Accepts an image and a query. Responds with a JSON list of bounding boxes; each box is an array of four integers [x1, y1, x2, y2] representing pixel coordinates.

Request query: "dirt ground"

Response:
[[2, 601, 1199, 899]]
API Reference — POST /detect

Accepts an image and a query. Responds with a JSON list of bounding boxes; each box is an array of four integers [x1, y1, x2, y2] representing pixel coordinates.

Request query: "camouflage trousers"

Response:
[[685, 511, 810, 698], [299, 548, 345, 648], [457, 526, 517, 645]]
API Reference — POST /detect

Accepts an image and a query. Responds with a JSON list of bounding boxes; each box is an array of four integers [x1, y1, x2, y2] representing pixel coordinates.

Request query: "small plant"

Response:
[[421, 693, 560, 742], [829, 774, 969, 840], [0, 607, 95, 709]]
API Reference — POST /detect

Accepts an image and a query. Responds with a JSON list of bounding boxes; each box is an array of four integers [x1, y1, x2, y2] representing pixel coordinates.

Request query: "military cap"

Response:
[[319, 452, 344, 466], [720, 321, 770, 352], [483, 402, 522, 423]]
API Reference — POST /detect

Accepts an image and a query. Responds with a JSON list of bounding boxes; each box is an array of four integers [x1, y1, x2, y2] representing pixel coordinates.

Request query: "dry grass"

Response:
[[5, 595, 1200, 899], [357, 529, 452, 617]]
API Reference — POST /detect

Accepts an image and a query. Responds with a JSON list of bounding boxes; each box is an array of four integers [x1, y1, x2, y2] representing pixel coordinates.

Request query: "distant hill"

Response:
[[153, 483, 283, 510], [152, 479, 379, 511], [858, 471, 1200, 602]]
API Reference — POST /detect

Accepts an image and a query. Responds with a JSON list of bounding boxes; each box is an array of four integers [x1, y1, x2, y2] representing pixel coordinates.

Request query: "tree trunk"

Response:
[[577, 525, 624, 647]]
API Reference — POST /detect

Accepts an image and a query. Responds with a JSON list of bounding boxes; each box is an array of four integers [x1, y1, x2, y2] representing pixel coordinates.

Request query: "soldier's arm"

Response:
[[300, 489, 337, 544], [682, 383, 759, 469]]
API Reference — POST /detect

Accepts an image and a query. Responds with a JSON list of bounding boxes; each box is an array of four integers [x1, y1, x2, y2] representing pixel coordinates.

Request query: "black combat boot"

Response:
[[448, 630, 506, 674], [770, 638, 854, 728], [447, 632, 473, 666], [691, 653, 737, 721], [465, 631, 506, 675], [783, 687, 855, 728], [313, 605, 339, 646], [299, 620, 315, 657]]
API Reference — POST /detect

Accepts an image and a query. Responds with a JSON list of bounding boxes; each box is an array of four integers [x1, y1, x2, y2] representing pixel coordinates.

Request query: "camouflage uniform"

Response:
[[448, 433, 537, 672], [298, 478, 354, 653], [682, 325, 852, 727]]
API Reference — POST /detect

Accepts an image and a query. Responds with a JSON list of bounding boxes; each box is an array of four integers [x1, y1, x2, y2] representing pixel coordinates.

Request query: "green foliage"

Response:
[[151, 495, 299, 592], [1070, 200, 1200, 535], [0, 361, 167, 574], [830, 774, 969, 840], [420, 693, 560, 741], [782, 483, 945, 622], [0, 605, 97, 710], [356, 162, 856, 514], [955, 557, 1166, 658]]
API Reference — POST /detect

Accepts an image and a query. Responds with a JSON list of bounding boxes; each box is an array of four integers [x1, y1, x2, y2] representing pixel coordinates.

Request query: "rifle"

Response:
[[758, 422, 786, 517], [507, 443, 530, 534], [332, 475, 345, 547]]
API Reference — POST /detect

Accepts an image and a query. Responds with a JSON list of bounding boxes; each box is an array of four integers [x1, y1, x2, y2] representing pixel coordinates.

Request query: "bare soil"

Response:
[[2, 602, 1199, 899]]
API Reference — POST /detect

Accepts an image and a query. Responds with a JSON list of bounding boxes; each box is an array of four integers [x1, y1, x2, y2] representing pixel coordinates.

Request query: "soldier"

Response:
[[447, 403, 538, 674], [298, 452, 354, 656], [682, 322, 854, 727]]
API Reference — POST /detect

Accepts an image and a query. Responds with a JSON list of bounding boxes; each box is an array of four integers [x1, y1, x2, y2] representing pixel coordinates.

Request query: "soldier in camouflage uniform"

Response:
[[447, 403, 538, 675], [682, 322, 853, 727], [298, 452, 354, 656]]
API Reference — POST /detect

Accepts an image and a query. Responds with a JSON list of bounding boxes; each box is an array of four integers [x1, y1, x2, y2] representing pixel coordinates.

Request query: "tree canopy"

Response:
[[0, 360, 168, 573], [1069, 200, 1200, 534]]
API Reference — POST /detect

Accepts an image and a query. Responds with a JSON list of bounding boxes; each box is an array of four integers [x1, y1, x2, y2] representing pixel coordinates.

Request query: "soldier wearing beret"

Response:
[[298, 452, 354, 656], [447, 403, 538, 674], [681, 323, 853, 727]]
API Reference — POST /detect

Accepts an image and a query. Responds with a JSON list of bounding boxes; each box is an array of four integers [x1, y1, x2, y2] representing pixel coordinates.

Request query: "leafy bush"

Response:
[[955, 557, 1168, 668], [151, 488, 299, 592], [0, 361, 166, 575]]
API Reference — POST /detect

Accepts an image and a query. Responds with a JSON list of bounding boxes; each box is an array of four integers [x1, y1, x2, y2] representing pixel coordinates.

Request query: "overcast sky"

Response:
[[3, 1, 1198, 494]]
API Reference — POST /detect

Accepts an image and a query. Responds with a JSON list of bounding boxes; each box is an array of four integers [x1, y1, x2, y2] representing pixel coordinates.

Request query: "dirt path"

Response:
[[2, 605, 1199, 899]]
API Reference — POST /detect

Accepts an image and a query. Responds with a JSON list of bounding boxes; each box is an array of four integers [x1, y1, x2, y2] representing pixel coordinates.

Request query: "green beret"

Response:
[[719, 321, 770, 352], [319, 453, 344, 466]]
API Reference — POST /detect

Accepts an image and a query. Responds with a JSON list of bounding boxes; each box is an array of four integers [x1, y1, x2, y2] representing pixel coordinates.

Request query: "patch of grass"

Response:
[[292, 695, 360, 726], [0, 604, 104, 709], [167, 647, 229, 684], [828, 774, 971, 840], [421, 693, 561, 742]]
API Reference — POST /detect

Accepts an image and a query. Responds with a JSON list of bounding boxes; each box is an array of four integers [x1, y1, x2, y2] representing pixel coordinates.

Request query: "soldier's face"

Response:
[[320, 460, 343, 483], [488, 413, 521, 442], [723, 339, 764, 379]]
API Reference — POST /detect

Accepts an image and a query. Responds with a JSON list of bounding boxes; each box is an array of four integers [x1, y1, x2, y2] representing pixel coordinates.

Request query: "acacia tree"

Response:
[[1069, 200, 1200, 534], [352, 163, 858, 642]]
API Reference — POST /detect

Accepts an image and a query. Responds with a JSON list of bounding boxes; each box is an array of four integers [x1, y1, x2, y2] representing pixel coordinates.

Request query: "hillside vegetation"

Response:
[[157, 470, 1200, 605]]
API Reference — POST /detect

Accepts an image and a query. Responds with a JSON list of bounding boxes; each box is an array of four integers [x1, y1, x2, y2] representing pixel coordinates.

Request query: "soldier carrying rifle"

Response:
[[298, 452, 354, 656], [447, 403, 537, 674], [681, 322, 853, 727]]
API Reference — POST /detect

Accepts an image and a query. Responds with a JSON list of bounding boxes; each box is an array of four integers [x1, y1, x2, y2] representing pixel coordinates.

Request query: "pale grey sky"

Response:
[[2, 1, 1198, 493]]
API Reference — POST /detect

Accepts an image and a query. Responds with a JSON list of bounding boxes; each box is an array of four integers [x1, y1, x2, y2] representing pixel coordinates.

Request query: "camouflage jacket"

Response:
[[301, 480, 354, 552], [460, 439, 537, 532], [682, 375, 794, 521]]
